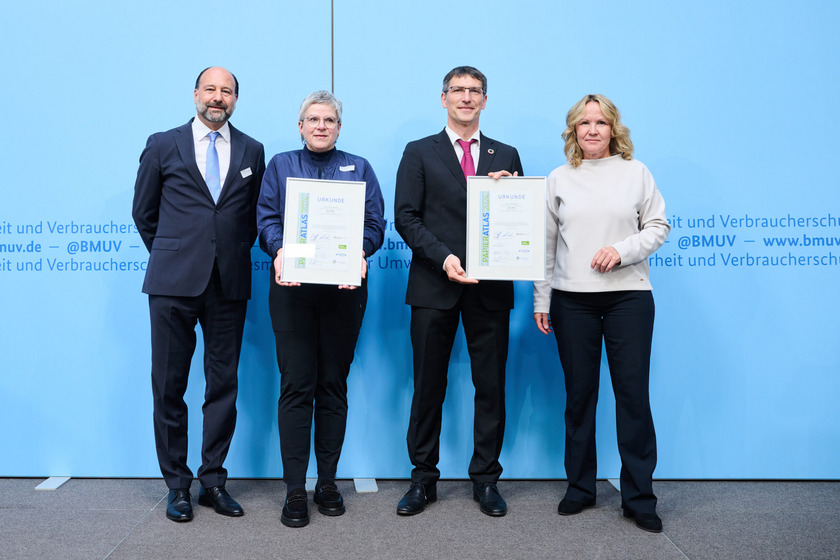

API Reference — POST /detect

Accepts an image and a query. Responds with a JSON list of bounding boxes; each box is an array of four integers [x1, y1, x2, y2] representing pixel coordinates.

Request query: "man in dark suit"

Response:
[[132, 66, 265, 522], [394, 66, 523, 517]]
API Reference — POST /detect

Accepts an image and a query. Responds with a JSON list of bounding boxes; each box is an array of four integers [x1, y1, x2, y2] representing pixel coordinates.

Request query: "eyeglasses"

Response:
[[444, 86, 485, 97], [302, 116, 339, 129]]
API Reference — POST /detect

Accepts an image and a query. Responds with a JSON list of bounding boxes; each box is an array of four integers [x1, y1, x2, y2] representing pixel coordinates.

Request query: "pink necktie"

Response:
[[457, 139, 476, 178]]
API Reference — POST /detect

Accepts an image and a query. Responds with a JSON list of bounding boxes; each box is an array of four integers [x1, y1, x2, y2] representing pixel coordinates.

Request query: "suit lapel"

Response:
[[476, 133, 497, 176], [219, 124, 246, 204], [174, 120, 215, 203], [432, 129, 467, 189]]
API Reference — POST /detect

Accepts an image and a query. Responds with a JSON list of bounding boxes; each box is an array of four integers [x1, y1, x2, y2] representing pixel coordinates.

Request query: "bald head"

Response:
[[194, 66, 238, 130], [195, 66, 239, 95]]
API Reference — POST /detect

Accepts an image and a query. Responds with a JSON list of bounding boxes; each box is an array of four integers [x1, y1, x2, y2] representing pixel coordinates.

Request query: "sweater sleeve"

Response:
[[533, 172, 559, 313], [257, 156, 286, 258], [612, 165, 670, 266], [361, 159, 386, 257]]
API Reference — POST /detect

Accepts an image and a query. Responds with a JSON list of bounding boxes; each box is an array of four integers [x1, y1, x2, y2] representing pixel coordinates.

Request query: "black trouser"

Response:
[[407, 286, 509, 486], [550, 289, 658, 514], [149, 265, 246, 490], [269, 280, 366, 487]]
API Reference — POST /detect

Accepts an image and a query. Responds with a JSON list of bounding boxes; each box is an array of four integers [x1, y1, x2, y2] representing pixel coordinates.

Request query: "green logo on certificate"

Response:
[[296, 193, 310, 268], [480, 191, 490, 266]]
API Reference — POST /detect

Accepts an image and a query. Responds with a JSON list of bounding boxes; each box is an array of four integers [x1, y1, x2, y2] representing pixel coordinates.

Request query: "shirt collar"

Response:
[[192, 117, 231, 143], [445, 126, 480, 148]]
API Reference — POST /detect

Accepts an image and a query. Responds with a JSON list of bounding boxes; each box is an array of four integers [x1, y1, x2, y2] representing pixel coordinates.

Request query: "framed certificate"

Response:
[[281, 177, 366, 286], [465, 176, 547, 281]]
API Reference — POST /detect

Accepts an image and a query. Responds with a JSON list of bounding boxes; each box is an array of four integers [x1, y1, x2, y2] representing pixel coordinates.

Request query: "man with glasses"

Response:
[[394, 66, 523, 517]]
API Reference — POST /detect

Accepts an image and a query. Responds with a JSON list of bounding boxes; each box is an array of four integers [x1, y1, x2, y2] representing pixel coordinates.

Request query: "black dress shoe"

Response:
[[396, 482, 437, 516], [623, 508, 663, 533], [473, 482, 507, 517], [166, 488, 193, 522], [557, 496, 596, 516], [198, 485, 244, 517], [281, 488, 310, 528], [314, 480, 345, 516]]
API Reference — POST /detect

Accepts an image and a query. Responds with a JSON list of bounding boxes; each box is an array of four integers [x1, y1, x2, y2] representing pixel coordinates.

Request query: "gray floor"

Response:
[[1, 478, 837, 560]]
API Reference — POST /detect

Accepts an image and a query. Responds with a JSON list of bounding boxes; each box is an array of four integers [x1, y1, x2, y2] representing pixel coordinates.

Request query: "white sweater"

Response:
[[533, 155, 669, 313]]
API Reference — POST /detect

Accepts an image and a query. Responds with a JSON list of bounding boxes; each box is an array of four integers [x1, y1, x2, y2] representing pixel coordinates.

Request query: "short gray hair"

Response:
[[298, 90, 342, 122], [442, 66, 487, 94]]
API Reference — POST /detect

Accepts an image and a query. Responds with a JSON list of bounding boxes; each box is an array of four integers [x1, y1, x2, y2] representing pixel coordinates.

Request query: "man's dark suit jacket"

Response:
[[394, 129, 524, 310], [132, 119, 266, 299]]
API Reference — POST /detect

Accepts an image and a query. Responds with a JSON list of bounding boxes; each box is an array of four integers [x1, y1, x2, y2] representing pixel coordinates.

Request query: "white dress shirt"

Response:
[[445, 126, 481, 170], [192, 117, 232, 190]]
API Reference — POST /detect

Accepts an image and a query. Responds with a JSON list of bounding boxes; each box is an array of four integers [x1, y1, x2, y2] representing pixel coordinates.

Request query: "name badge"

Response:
[[240, 167, 253, 178], [339, 165, 355, 172]]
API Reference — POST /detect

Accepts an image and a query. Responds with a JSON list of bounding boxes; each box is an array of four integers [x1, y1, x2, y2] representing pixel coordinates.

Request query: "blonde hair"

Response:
[[562, 94, 633, 168]]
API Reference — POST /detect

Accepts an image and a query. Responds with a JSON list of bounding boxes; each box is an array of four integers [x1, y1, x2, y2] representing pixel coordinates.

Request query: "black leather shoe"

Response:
[[623, 508, 663, 532], [396, 482, 437, 516], [198, 485, 244, 517], [281, 488, 310, 528], [314, 480, 345, 516], [557, 496, 596, 516], [166, 488, 193, 522], [473, 482, 507, 517]]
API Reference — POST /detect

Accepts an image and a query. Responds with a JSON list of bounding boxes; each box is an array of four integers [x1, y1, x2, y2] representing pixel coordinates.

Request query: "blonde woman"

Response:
[[533, 94, 669, 532]]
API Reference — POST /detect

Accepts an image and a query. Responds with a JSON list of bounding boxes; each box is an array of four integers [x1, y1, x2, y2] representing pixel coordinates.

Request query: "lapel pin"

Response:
[[487, 149, 495, 154]]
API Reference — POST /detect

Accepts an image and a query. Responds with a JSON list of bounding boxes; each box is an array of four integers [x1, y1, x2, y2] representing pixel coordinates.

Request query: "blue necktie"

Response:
[[206, 131, 221, 203]]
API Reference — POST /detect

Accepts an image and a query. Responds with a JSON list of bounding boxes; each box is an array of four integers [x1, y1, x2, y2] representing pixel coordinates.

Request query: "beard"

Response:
[[198, 102, 232, 123]]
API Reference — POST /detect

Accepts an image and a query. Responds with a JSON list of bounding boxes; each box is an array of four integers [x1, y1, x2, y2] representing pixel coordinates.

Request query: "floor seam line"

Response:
[[102, 492, 167, 559]]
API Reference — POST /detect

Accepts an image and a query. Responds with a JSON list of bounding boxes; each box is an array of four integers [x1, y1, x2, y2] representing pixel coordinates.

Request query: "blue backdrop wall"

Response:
[[1, 0, 838, 479]]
